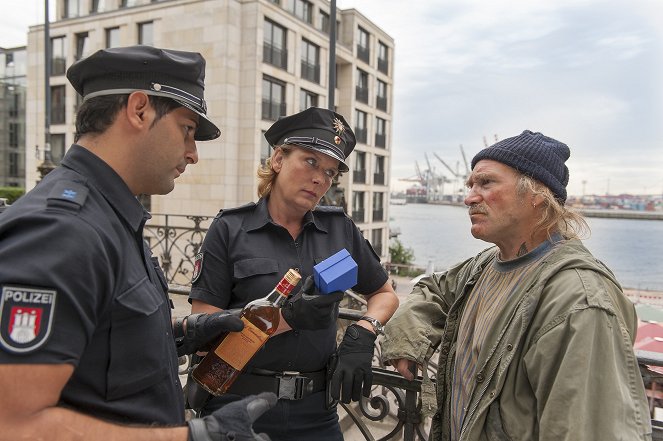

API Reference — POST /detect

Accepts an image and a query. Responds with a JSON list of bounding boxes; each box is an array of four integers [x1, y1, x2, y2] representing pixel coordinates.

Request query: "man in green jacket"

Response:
[[381, 130, 652, 441]]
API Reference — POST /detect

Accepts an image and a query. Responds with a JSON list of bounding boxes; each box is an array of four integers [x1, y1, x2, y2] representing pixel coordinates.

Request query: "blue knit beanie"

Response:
[[471, 130, 570, 203]]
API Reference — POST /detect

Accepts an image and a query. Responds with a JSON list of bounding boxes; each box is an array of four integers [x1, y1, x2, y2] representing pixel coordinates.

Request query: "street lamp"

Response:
[[37, 0, 55, 179]]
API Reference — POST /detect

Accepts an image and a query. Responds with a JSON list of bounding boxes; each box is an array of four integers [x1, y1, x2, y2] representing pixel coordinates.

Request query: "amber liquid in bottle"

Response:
[[192, 268, 301, 396]]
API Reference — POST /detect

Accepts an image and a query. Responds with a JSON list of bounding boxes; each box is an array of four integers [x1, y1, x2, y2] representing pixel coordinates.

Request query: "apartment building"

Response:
[[26, 0, 394, 258], [0, 46, 26, 188]]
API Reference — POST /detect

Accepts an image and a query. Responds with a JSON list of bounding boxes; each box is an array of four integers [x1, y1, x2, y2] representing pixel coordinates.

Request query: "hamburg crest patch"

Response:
[[0, 286, 56, 354], [192, 252, 204, 284]]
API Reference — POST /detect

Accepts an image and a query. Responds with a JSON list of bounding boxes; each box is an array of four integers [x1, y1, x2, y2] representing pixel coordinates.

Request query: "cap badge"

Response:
[[152, 83, 162, 91], [332, 118, 346, 136], [334, 135, 341, 145]]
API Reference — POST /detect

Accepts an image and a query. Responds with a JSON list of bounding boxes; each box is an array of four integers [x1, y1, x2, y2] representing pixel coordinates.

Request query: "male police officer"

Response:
[[0, 46, 275, 441]]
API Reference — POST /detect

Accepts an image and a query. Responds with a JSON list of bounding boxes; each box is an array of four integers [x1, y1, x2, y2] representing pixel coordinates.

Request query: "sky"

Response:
[[2, 0, 662, 196]]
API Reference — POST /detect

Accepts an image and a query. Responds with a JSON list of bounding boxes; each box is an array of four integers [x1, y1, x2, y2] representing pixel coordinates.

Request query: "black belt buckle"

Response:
[[277, 371, 312, 400]]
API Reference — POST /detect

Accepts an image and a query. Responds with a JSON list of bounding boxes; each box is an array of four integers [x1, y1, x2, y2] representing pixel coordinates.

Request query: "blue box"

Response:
[[313, 249, 358, 294]]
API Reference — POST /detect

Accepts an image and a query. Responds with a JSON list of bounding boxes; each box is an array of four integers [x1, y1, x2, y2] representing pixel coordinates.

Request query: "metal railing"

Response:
[[148, 215, 663, 440]]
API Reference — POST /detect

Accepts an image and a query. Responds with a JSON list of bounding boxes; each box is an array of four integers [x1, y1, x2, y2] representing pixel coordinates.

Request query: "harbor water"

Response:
[[389, 203, 663, 292]]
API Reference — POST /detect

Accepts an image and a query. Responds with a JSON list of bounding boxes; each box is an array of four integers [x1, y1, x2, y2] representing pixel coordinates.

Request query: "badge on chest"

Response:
[[0, 285, 56, 354]]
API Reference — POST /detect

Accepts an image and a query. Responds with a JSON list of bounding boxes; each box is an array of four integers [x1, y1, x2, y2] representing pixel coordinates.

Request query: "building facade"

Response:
[[26, 0, 394, 259], [0, 46, 27, 188]]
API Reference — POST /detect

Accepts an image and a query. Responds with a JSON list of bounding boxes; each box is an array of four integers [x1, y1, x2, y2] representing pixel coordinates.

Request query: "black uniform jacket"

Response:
[[0, 145, 184, 425], [189, 197, 388, 373]]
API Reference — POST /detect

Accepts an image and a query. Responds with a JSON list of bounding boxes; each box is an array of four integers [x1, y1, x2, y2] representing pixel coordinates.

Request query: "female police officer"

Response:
[[189, 107, 399, 440]]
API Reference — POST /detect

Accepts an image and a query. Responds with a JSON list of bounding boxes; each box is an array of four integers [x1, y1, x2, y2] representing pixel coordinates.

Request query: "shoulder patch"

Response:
[[0, 285, 57, 354], [192, 252, 204, 284], [47, 181, 89, 211], [218, 202, 256, 217], [314, 205, 346, 215]]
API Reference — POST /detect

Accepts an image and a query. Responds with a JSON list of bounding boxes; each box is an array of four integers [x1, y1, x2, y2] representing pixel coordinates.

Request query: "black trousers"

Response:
[[202, 391, 343, 441]]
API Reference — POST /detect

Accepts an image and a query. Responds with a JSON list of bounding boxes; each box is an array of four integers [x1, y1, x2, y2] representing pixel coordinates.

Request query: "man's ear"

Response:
[[125, 91, 152, 131]]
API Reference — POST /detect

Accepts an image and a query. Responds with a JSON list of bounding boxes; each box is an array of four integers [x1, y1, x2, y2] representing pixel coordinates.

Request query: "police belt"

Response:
[[227, 368, 326, 400]]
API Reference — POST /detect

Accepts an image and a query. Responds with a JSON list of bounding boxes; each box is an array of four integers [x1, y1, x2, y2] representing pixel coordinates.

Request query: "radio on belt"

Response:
[[313, 248, 358, 294]]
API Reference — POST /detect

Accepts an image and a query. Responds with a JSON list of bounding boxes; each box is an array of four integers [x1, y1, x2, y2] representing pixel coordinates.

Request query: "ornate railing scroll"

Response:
[[144, 213, 213, 286]]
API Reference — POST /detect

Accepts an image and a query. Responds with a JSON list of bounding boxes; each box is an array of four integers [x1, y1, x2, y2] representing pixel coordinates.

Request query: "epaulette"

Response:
[[313, 205, 346, 215], [217, 202, 257, 218], [46, 180, 89, 212]]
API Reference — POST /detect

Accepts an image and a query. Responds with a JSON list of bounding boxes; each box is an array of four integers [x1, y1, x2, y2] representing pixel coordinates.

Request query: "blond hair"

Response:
[[257, 146, 293, 198], [516, 174, 589, 240]]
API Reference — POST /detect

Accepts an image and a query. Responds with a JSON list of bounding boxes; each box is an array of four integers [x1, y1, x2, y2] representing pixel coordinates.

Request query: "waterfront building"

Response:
[[0, 46, 26, 189], [24, 0, 394, 259]]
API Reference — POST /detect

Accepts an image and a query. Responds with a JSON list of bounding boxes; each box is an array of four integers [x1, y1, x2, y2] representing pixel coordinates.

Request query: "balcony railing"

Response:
[[373, 209, 384, 222], [263, 42, 288, 69], [374, 173, 385, 185], [356, 86, 369, 104], [355, 128, 368, 144], [301, 61, 320, 83], [353, 170, 366, 183], [376, 95, 387, 112], [378, 57, 389, 75], [375, 133, 386, 148], [352, 209, 365, 223], [357, 45, 370, 63], [262, 99, 287, 121], [147, 215, 663, 440]]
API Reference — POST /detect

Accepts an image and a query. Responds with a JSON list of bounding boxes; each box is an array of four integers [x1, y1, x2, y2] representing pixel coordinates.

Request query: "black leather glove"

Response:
[[282, 276, 344, 330], [175, 312, 244, 356], [188, 392, 277, 441], [330, 324, 377, 403]]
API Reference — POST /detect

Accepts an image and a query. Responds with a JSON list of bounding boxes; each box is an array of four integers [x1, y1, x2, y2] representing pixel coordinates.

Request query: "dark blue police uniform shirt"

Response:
[[189, 197, 388, 372], [0, 145, 184, 425]]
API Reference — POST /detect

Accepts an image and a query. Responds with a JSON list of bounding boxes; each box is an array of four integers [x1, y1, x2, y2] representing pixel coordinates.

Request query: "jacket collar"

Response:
[[244, 197, 327, 234], [61, 144, 149, 233]]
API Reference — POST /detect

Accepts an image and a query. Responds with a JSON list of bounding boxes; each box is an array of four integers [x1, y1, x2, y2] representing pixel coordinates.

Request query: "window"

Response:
[[121, 0, 140, 6], [50, 134, 66, 165], [300, 89, 318, 111], [9, 123, 19, 148], [353, 151, 366, 183], [374, 155, 385, 185], [376, 79, 387, 111], [352, 191, 365, 223], [91, 0, 109, 12], [378, 41, 389, 74], [106, 27, 120, 48], [355, 69, 369, 103], [8, 152, 19, 177], [300, 39, 320, 83], [75, 32, 91, 60], [289, 0, 312, 24], [319, 10, 330, 33], [139, 21, 154, 46], [51, 86, 66, 125], [357, 27, 370, 63], [263, 19, 287, 69], [9, 91, 19, 118], [51, 37, 66, 76], [354, 109, 367, 144], [371, 228, 383, 255], [260, 131, 271, 165], [375, 117, 386, 148], [65, 0, 83, 18], [262, 76, 286, 121]]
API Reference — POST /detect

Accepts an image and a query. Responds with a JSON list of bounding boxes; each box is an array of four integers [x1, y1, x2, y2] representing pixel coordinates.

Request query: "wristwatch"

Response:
[[358, 315, 384, 336]]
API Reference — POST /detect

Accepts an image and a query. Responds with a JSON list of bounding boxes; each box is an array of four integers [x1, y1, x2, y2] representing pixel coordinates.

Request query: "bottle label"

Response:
[[214, 317, 269, 370]]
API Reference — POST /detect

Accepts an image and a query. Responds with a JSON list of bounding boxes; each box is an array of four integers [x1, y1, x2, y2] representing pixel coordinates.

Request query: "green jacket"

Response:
[[382, 239, 652, 441]]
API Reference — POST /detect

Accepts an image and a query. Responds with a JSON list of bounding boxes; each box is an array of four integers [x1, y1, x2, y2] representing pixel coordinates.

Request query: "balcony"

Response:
[[378, 57, 389, 75], [357, 45, 370, 64], [355, 86, 369, 104], [263, 43, 287, 69], [51, 57, 67, 76], [376, 95, 387, 112], [353, 170, 366, 183], [300, 61, 320, 83], [262, 99, 286, 121], [373, 173, 385, 185], [375, 133, 386, 148], [351, 209, 365, 223], [149, 214, 663, 441], [355, 128, 367, 144], [373, 208, 384, 222]]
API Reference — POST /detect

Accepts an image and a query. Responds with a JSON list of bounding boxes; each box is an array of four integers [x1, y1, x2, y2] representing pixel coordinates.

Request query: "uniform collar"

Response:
[[61, 144, 149, 232], [244, 197, 327, 233]]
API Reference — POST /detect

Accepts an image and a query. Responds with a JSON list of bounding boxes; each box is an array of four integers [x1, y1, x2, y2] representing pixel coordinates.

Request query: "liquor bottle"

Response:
[[192, 268, 302, 396]]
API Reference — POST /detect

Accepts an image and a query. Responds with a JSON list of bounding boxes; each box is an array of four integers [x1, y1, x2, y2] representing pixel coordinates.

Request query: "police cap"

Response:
[[264, 107, 356, 172], [66, 45, 220, 141]]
